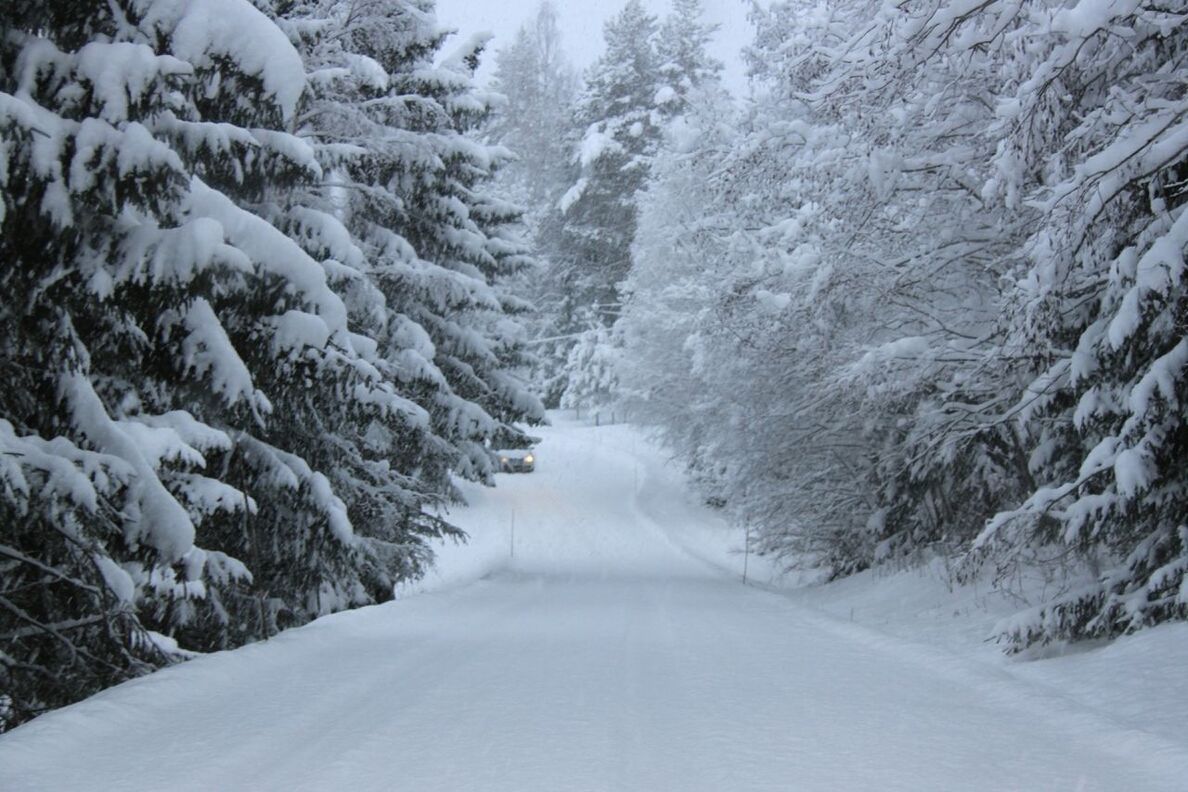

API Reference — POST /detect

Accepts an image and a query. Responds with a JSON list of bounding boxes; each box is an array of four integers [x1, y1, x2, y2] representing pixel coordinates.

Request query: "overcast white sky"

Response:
[[433, 0, 756, 95]]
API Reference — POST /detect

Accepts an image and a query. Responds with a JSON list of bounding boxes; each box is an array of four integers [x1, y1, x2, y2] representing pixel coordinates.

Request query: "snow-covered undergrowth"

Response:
[[790, 561, 1188, 749]]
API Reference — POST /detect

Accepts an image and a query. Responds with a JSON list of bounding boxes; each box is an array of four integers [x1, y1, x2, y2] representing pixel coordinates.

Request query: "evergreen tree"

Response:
[[485, 3, 583, 406], [959, 0, 1188, 648], [558, 321, 622, 412], [0, 0, 544, 730], [655, 0, 722, 109], [1, 0, 321, 727], [489, 1, 578, 212], [617, 86, 739, 498], [560, 0, 663, 316], [554, 0, 720, 410]]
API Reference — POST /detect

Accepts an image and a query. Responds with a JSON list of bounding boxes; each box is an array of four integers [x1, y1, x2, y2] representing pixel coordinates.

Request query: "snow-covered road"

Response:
[[1, 418, 1183, 791]]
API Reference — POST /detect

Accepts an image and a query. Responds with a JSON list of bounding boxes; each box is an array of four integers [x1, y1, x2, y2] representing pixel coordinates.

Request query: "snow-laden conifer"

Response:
[[556, 0, 724, 410], [0, 0, 314, 726], [954, 0, 1188, 648], [284, 0, 546, 479], [1, 0, 544, 729], [486, 3, 581, 406]]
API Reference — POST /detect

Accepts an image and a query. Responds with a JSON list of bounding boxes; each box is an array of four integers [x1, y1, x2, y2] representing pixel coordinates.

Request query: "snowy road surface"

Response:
[[1, 418, 1184, 791]]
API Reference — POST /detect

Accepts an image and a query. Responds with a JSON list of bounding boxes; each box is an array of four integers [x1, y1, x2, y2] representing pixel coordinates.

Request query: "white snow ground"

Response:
[[2, 414, 1186, 791]]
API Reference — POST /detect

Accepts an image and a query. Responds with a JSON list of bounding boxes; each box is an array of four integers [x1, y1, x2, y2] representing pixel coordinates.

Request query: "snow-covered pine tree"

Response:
[[0, 0, 324, 724], [654, 0, 722, 112], [617, 86, 739, 499], [487, 2, 581, 406], [105, 0, 443, 649], [209, 0, 459, 637], [180, 0, 545, 637], [558, 320, 622, 414], [557, 0, 726, 412], [292, 0, 547, 484], [559, 0, 663, 317], [488, 1, 577, 212], [958, 0, 1188, 648], [615, 0, 728, 463], [1, 0, 546, 728]]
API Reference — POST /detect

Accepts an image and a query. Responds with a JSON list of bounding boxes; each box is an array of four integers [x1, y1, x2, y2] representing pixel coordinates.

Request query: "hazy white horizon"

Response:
[[433, 0, 756, 95]]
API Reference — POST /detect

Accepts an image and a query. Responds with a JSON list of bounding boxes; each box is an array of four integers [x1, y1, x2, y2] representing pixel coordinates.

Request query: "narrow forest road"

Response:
[[1, 418, 1183, 791]]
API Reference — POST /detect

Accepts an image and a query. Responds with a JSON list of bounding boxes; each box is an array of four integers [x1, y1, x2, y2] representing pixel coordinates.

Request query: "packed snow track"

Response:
[[1, 418, 1182, 791]]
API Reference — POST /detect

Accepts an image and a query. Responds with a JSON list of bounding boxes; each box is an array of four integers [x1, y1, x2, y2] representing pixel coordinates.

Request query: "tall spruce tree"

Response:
[[556, 0, 722, 410], [560, 0, 663, 315], [1, 0, 544, 731], [959, 0, 1188, 648], [655, 0, 722, 109], [1, 0, 327, 727], [489, 2, 577, 212], [487, 2, 580, 407]]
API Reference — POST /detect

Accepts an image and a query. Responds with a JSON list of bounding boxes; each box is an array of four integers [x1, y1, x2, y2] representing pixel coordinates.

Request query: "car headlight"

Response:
[[524, 455, 534, 463], [500, 457, 509, 463]]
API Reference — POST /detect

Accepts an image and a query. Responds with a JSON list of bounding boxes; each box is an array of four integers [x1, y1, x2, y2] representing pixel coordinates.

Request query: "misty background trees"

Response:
[[646, 0, 1186, 650], [490, 0, 1187, 652]]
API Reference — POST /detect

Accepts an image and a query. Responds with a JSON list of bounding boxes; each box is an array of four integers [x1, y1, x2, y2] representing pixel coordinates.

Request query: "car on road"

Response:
[[496, 448, 535, 473]]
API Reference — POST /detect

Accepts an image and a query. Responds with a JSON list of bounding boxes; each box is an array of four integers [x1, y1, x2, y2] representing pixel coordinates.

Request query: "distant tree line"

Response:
[[487, 0, 722, 410]]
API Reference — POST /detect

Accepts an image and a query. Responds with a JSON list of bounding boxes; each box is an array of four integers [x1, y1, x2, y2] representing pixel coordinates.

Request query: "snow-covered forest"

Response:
[[0, 0, 546, 729], [496, 0, 1188, 652], [2, 0, 1187, 759]]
